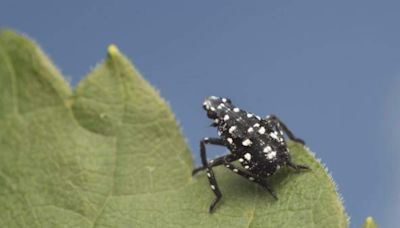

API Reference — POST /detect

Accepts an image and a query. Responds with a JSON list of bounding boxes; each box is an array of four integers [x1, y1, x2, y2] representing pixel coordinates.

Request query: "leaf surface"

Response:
[[0, 31, 348, 228]]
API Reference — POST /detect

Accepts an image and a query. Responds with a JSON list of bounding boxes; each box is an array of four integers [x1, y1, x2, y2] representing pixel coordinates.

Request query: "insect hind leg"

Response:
[[287, 160, 311, 171], [223, 155, 278, 200], [265, 114, 305, 145]]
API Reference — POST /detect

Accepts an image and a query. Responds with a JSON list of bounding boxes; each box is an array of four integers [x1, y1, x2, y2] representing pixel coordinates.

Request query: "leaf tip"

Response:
[[363, 216, 377, 228], [107, 44, 120, 57]]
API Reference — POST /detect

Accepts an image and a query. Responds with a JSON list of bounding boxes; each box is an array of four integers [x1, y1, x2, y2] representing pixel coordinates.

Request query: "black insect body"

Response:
[[193, 96, 310, 213]]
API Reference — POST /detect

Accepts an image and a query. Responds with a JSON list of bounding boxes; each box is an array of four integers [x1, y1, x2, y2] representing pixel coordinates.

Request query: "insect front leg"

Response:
[[198, 137, 226, 213], [265, 114, 305, 145], [192, 138, 226, 176], [192, 155, 227, 176], [222, 155, 278, 199]]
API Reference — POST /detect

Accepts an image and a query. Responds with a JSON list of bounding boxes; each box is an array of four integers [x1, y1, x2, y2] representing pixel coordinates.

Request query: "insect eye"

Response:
[[224, 98, 232, 104], [207, 110, 217, 119]]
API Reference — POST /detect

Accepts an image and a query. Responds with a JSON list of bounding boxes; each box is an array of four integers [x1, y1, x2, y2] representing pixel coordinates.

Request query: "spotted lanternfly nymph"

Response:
[[192, 96, 310, 213]]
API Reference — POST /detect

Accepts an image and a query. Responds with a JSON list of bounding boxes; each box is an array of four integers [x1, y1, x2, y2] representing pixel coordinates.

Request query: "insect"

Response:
[[192, 96, 310, 213]]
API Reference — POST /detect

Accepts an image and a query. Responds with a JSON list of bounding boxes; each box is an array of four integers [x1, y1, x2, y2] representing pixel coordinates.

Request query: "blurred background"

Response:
[[1, 1, 399, 227]]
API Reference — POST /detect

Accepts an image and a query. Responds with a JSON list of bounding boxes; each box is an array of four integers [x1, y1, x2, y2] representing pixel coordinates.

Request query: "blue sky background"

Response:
[[1, 1, 400, 227]]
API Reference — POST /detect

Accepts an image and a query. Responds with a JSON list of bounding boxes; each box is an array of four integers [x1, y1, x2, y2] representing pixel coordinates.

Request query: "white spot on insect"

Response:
[[249, 177, 255, 181], [224, 114, 230, 121], [222, 98, 227, 103], [217, 103, 225, 109], [207, 173, 211, 177], [227, 137, 233, 144], [244, 165, 250, 169], [258, 127, 266, 134], [233, 169, 238, 172], [247, 127, 254, 133], [266, 151, 277, 159], [238, 158, 244, 162], [253, 123, 260, 128], [263, 146, 272, 153], [276, 165, 281, 170], [247, 113, 253, 118], [270, 131, 279, 140], [210, 106, 216, 111], [244, 153, 252, 161], [233, 107, 240, 112], [204, 137, 209, 141], [204, 102, 210, 110], [242, 139, 252, 146], [225, 164, 230, 168], [211, 185, 215, 190], [255, 115, 261, 120], [214, 118, 219, 124], [229, 126, 237, 134]]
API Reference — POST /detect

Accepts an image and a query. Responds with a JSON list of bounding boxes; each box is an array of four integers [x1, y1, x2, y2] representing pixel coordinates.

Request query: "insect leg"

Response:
[[192, 155, 226, 176], [265, 114, 305, 144], [265, 115, 310, 170], [287, 160, 311, 171], [192, 138, 225, 176], [199, 137, 226, 213], [222, 155, 278, 199]]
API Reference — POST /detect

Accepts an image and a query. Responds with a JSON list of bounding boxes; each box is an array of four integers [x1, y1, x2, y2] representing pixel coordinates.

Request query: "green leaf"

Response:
[[0, 30, 348, 228], [362, 217, 378, 228]]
